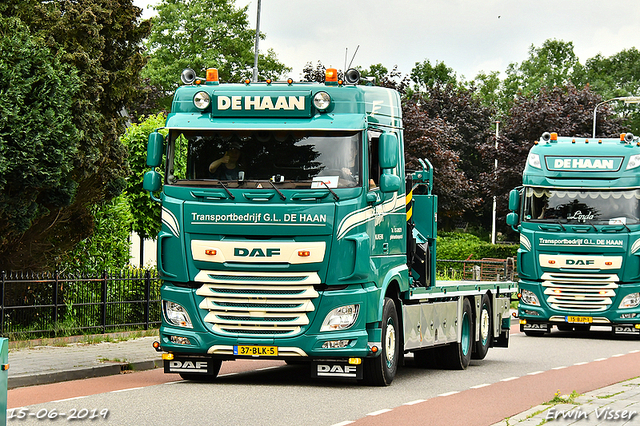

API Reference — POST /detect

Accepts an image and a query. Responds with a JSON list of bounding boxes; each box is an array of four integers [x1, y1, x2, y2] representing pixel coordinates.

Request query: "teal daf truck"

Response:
[[507, 131, 640, 337], [145, 67, 515, 385]]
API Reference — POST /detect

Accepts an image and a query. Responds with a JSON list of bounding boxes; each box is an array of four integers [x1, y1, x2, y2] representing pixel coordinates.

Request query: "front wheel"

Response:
[[362, 297, 400, 386], [472, 293, 492, 360]]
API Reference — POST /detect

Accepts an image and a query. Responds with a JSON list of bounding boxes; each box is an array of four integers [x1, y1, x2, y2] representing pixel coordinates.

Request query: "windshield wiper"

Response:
[[268, 180, 286, 200], [321, 180, 340, 201], [217, 180, 235, 200]]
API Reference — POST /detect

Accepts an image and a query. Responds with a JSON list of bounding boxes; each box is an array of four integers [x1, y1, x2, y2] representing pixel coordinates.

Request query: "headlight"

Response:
[[527, 153, 541, 169], [627, 154, 640, 170], [313, 91, 331, 111], [619, 293, 640, 309], [163, 301, 193, 328], [520, 289, 540, 306], [320, 304, 359, 331], [193, 91, 211, 109]]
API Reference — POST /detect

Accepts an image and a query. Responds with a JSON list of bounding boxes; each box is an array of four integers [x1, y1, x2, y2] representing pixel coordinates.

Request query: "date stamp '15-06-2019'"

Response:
[[8, 408, 109, 421]]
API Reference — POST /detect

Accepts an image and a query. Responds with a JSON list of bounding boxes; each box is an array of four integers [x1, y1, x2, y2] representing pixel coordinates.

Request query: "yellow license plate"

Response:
[[234, 345, 278, 356], [566, 316, 593, 324]]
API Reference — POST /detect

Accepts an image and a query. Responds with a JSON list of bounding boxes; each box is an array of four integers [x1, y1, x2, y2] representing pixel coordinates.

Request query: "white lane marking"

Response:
[[594, 358, 607, 362], [110, 387, 144, 393], [629, 350, 640, 354], [404, 400, 426, 405], [573, 362, 588, 366], [330, 422, 354, 426], [612, 354, 625, 357], [256, 366, 279, 371], [438, 391, 460, 397], [50, 396, 87, 403], [218, 372, 239, 377], [551, 366, 567, 370], [501, 376, 519, 382], [470, 383, 490, 389], [367, 409, 392, 416], [527, 371, 544, 375]]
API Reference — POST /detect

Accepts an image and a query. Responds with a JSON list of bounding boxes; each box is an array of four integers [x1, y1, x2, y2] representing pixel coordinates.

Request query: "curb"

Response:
[[8, 359, 163, 390]]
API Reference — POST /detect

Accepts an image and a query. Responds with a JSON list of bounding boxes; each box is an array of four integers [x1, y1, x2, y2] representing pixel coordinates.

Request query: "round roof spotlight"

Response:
[[344, 68, 361, 85], [626, 133, 635, 142], [313, 91, 331, 111], [181, 68, 197, 85], [193, 91, 211, 109]]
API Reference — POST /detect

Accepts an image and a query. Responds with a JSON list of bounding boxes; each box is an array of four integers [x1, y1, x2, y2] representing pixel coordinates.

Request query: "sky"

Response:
[[133, 0, 640, 82]]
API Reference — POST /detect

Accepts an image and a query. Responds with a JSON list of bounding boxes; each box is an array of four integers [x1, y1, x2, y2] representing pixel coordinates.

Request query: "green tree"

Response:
[[120, 113, 168, 241], [0, 0, 151, 271], [503, 39, 585, 105], [143, 0, 290, 96], [411, 59, 459, 92], [584, 48, 640, 134]]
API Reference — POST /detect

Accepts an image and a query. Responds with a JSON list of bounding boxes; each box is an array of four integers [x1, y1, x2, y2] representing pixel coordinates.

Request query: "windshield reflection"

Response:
[[523, 187, 640, 225], [167, 130, 362, 189]]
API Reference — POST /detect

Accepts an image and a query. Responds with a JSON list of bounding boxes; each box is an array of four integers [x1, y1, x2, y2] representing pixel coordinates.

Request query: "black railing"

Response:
[[436, 258, 517, 282], [0, 270, 161, 338]]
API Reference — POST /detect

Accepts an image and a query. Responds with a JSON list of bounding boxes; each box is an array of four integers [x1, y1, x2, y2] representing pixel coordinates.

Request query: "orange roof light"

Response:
[[621, 134, 626, 141], [550, 132, 558, 141], [325, 68, 338, 83], [206, 68, 219, 82]]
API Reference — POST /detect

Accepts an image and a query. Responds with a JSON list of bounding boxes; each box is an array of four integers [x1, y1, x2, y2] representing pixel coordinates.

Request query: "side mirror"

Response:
[[508, 189, 520, 212], [379, 173, 401, 193], [143, 170, 162, 193], [147, 132, 164, 167], [506, 212, 519, 228], [379, 133, 398, 169]]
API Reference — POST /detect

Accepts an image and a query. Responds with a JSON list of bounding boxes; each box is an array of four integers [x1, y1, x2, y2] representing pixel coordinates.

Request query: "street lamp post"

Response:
[[252, 0, 262, 82], [592, 96, 640, 138], [491, 121, 500, 245]]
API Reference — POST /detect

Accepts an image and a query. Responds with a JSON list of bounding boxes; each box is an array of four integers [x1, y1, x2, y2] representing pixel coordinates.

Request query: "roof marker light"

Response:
[[621, 134, 626, 141], [287, 78, 293, 85], [550, 132, 558, 141]]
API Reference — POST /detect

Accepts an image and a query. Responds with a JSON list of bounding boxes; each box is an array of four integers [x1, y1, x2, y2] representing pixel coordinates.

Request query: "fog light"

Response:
[[620, 313, 637, 319], [523, 310, 540, 316], [322, 340, 350, 349], [170, 336, 192, 345], [162, 353, 174, 360], [348, 358, 361, 365]]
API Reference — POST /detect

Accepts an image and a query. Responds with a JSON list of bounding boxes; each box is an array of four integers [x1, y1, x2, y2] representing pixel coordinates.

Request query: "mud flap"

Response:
[[164, 357, 216, 375], [311, 360, 363, 379]]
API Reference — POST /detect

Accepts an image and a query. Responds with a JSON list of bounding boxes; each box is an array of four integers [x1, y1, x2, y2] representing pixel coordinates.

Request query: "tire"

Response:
[[178, 359, 222, 381], [472, 293, 492, 360], [438, 298, 473, 370], [362, 298, 400, 386]]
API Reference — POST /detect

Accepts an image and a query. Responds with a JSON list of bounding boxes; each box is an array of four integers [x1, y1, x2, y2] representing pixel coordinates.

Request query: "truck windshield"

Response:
[[523, 187, 640, 225], [166, 130, 362, 188]]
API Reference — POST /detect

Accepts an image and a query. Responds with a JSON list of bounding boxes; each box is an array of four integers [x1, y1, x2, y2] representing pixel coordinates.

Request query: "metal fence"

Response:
[[436, 258, 517, 282], [0, 270, 161, 338]]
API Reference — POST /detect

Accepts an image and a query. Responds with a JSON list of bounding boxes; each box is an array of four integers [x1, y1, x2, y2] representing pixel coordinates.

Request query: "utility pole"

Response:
[[491, 121, 500, 245], [252, 0, 262, 82]]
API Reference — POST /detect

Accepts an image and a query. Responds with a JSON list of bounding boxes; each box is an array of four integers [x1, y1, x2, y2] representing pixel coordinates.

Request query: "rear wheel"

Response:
[[178, 359, 222, 382], [472, 293, 492, 360], [362, 298, 400, 386], [438, 298, 473, 370]]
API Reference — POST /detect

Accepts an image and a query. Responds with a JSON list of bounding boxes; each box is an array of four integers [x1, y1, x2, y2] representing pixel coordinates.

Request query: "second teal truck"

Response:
[[144, 67, 515, 385], [508, 131, 640, 337]]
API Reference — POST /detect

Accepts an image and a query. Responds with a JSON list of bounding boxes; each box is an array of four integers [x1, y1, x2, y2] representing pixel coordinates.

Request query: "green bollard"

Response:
[[0, 338, 7, 426]]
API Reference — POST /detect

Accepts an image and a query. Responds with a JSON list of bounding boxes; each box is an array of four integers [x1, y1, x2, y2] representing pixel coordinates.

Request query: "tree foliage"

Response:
[[120, 113, 168, 240], [0, 0, 150, 271], [143, 0, 290, 94]]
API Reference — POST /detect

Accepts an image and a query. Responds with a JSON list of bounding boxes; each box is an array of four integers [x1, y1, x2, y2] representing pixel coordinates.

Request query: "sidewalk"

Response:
[[493, 378, 640, 426], [7, 332, 162, 389]]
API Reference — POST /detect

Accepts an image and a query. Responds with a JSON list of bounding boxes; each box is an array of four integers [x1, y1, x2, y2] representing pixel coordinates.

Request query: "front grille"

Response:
[[541, 272, 619, 312], [194, 270, 320, 337]]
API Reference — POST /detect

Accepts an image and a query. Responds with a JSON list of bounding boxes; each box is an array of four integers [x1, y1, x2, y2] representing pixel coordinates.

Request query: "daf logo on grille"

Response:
[[234, 248, 281, 257], [566, 259, 595, 266]]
